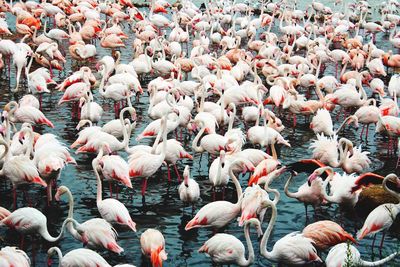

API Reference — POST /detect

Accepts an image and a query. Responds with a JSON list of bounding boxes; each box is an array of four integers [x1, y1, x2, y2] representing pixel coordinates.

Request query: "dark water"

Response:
[[0, 4, 400, 267]]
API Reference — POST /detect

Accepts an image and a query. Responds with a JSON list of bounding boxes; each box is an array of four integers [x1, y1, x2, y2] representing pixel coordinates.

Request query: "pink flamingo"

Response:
[[0, 246, 30, 266], [0, 132, 47, 209], [93, 158, 136, 232], [302, 220, 356, 250], [140, 229, 168, 267], [185, 159, 253, 230], [54, 186, 124, 254], [198, 218, 261, 266], [47, 247, 111, 267], [259, 199, 322, 265], [4, 101, 54, 128], [357, 174, 400, 250]]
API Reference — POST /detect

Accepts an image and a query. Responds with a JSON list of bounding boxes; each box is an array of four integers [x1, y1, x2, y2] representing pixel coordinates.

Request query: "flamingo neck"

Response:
[[93, 159, 103, 204], [260, 202, 277, 259], [284, 172, 298, 199], [239, 220, 255, 266], [383, 175, 400, 202], [229, 165, 242, 200], [120, 110, 130, 150], [322, 173, 337, 203], [40, 217, 77, 242], [192, 125, 206, 152]]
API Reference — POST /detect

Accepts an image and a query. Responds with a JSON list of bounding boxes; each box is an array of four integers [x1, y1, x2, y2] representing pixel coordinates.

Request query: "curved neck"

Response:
[[63, 188, 80, 237], [260, 202, 277, 259], [383, 175, 400, 202], [65, 189, 74, 219], [120, 119, 131, 150], [192, 125, 206, 152], [284, 172, 297, 199], [338, 140, 351, 166], [0, 138, 9, 174], [335, 116, 353, 134], [40, 217, 77, 242], [229, 165, 243, 200], [322, 173, 337, 203], [361, 251, 400, 266], [239, 221, 255, 266], [50, 247, 63, 267]]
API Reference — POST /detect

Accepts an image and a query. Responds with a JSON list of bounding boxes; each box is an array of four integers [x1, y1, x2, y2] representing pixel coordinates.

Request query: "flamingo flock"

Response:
[[0, 0, 400, 266]]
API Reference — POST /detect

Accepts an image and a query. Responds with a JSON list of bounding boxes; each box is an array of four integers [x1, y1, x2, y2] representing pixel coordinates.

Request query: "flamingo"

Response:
[[338, 138, 371, 174], [284, 170, 327, 214], [75, 108, 132, 153], [0, 206, 82, 243], [47, 247, 112, 267], [178, 165, 200, 206], [326, 243, 399, 267], [93, 157, 136, 231], [185, 159, 253, 230], [357, 174, 400, 250], [308, 166, 385, 208], [4, 101, 54, 128], [302, 220, 356, 250], [140, 229, 167, 267], [129, 116, 168, 196], [259, 198, 322, 265], [198, 218, 261, 266], [0, 246, 30, 267], [0, 133, 47, 208]]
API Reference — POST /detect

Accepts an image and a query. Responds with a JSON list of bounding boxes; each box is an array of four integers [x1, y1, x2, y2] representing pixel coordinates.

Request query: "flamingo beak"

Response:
[[54, 191, 62, 201], [32, 176, 47, 187], [307, 173, 318, 186]]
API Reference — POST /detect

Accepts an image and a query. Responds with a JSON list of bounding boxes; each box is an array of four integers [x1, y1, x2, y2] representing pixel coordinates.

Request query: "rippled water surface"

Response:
[[0, 0, 400, 266]]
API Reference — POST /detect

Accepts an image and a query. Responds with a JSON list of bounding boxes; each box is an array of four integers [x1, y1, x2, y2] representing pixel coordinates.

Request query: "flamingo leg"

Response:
[[372, 233, 377, 249], [167, 164, 171, 182], [47, 182, 52, 206], [360, 124, 365, 139], [13, 187, 17, 210], [293, 113, 297, 128], [32, 236, 36, 265], [20, 234, 25, 250], [304, 203, 308, 218], [39, 94, 43, 111], [379, 232, 386, 252], [109, 181, 113, 198], [212, 186, 216, 201], [141, 178, 148, 196], [173, 164, 181, 183], [365, 124, 369, 141]]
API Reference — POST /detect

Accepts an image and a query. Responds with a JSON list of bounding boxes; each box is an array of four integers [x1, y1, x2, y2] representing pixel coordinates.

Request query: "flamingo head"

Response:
[[307, 166, 333, 186], [55, 186, 69, 201]]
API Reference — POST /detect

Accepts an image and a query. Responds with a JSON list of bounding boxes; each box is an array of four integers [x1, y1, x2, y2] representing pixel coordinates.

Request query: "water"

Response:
[[0, 1, 400, 266]]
